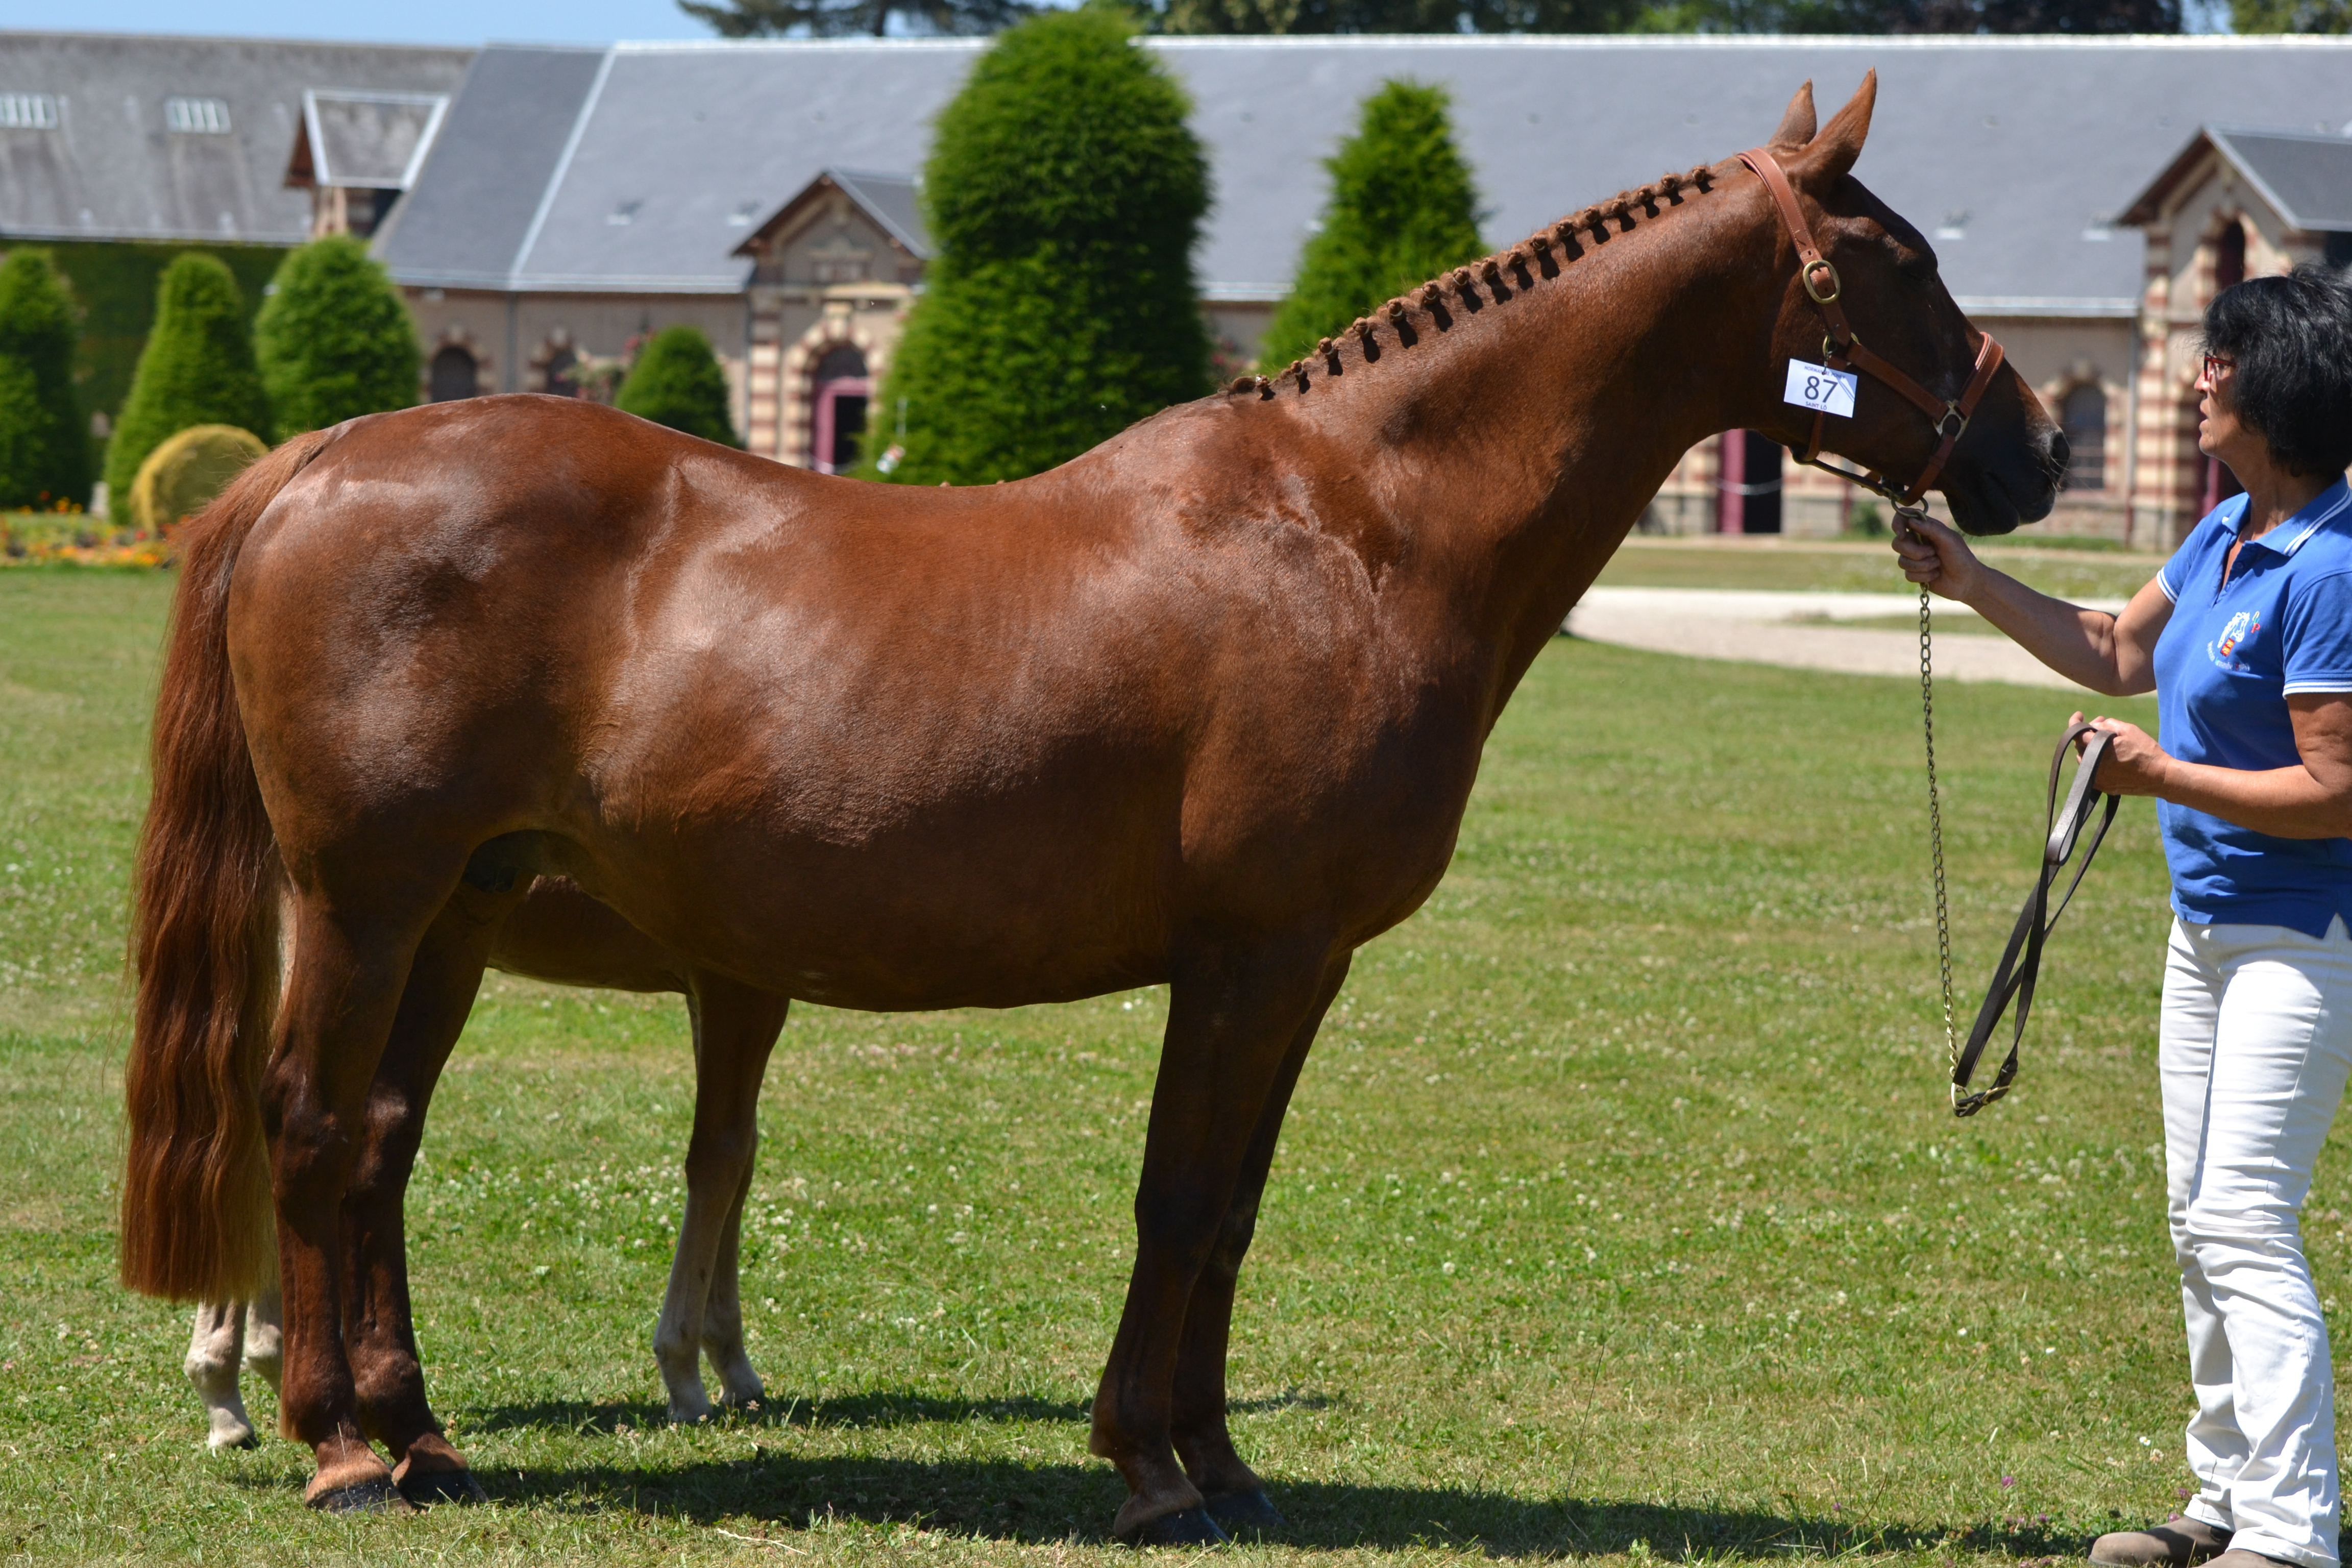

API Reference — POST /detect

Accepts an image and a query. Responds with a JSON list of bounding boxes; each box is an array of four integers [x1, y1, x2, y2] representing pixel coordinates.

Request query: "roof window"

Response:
[[165, 97, 232, 135], [0, 93, 59, 130]]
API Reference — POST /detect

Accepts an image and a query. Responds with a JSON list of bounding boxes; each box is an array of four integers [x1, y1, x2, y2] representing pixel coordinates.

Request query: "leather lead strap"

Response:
[[1949, 722, 2121, 1117], [1735, 147, 2007, 510]]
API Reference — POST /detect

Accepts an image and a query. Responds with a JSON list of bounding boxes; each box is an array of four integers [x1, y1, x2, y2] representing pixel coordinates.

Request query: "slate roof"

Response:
[[0, 31, 473, 244], [2121, 124, 2352, 233], [381, 35, 2352, 314]]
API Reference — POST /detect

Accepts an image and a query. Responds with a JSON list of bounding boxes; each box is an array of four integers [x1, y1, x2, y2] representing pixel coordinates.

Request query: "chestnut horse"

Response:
[[121, 77, 2062, 1542], [181, 876, 790, 1454]]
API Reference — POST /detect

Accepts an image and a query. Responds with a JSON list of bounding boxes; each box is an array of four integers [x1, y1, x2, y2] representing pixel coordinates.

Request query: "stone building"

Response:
[[381, 35, 2352, 530]]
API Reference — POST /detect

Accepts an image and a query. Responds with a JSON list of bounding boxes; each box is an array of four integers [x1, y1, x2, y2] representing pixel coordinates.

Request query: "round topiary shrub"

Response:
[[1257, 80, 1484, 373], [0, 247, 93, 510], [126, 424, 267, 534], [104, 254, 270, 507], [614, 326, 740, 447], [867, 8, 1212, 485], [254, 236, 420, 440]]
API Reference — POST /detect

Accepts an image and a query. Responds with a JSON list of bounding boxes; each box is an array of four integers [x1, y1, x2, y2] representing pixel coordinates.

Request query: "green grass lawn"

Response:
[[4, 565, 2319, 1566], [1599, 538, 2165, 603]]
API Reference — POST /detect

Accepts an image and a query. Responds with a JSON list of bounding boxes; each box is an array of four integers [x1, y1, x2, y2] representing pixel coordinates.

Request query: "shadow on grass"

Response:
[[462, 1389, 1092, 1437], [464, 1385, 1341, 1439], [465, 1449, 2081, 1558]]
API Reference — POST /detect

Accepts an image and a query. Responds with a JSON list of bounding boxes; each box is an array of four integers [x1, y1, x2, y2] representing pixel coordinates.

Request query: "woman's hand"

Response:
[[2071, 711, 2172, 797], [1890, 511, 1984, 602]]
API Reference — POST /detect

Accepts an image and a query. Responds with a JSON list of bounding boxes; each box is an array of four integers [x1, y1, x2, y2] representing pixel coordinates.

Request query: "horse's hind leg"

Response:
[[653, 972, 788, 1423], [246, 1282, 283, 1394], [187, 1301, 258, 1451], [1089, 939, 1343, 1545], [1166, 960, 1344, 1535], [266, 872, 456, 1512], [341, 893, 507, 1506]]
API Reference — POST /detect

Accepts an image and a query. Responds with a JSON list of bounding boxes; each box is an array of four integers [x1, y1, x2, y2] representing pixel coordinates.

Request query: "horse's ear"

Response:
[[1768, 81, 1817, 149], [1795, 71, 1876, 187]]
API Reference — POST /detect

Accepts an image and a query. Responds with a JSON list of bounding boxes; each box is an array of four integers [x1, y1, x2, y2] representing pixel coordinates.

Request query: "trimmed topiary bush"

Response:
[[867, 8, 1212, 485], [254, 236, 420, 440], [614, 326, 740, 446], [103, 254, 270, 508], [1258, 81, 1484, 374], [0, 248, 93, 509], [126, 424, 267, 534]]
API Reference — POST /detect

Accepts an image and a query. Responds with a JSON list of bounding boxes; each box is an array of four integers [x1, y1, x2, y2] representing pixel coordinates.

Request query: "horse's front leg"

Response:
[[653, 972, 788, 1423], [1090, 936, 1342, 1545], [341, 894, 506, 1505], [1169, 954, 1346, 1534]]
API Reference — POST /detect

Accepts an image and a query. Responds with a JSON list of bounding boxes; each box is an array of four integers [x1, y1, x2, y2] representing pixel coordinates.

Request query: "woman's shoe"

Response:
[[2089, 1517, 2231, 1568]]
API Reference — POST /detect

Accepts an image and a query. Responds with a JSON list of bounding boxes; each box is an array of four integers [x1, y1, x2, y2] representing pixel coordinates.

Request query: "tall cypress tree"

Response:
[[0, 248, 92, 509], [1258, 81, 1483, 374], [869, 8, 1212, 486], [104, 254, 269, 506], [254, 236, 419, 442], [615, 326, 741, 447]]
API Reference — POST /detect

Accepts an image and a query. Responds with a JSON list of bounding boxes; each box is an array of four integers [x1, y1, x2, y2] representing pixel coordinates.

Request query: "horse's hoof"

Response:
[[1119, 1505, 1229, 1547], [308, 1477, 413, 1514], [1203, 1488, 1285, 1535], [395, 1465, 487, 1507]]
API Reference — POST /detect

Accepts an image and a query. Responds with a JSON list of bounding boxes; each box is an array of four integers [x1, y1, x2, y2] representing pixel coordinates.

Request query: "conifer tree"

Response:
[[1258, 81, 1483, 374], [254, 236, 419, 441], [0, 248, 92, 509], [868, 8, 1212, 486], [104, 254, 270, 506], [614, 326, 741, 447]]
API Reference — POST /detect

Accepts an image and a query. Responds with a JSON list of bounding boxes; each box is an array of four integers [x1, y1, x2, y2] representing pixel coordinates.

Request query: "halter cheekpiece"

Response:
[[1737, 147, 2006, 512]]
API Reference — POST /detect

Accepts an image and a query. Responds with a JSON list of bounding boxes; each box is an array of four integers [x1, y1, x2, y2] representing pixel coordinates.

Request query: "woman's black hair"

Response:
[[2203, 263, 2352, 478]]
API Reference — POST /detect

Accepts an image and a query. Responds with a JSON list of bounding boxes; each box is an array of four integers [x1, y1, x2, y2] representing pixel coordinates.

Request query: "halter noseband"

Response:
[[1737, 147, 2005, 511]]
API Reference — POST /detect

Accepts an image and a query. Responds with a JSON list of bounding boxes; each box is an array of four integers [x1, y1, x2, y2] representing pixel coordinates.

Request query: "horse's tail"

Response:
[[120, 428, 334, 1302]]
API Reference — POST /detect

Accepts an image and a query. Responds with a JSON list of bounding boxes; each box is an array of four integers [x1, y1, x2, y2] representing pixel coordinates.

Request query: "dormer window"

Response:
[[165, 97, 232, 134]]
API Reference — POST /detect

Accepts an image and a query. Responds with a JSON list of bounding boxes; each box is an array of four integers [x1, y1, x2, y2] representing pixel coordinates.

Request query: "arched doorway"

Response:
[[811, 344, 871, 475], [429, 344, 478, 403], [2201, 221, 2247, 516], [544, 346, 580, 400], [2060, 382, 2106, 492], [1718, 429, 1783, 534]]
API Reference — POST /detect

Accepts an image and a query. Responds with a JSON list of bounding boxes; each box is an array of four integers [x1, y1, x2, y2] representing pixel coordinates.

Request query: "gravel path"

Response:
[[1564, 587, 2130, 693]]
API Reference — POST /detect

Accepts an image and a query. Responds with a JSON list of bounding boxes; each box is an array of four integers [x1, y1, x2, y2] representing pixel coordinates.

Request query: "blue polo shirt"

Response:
[[2152, 478, 2352, 937]]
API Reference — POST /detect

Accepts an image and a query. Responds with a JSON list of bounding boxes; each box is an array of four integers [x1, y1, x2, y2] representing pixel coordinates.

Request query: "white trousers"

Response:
[[2165, 915, 2352, 1568]]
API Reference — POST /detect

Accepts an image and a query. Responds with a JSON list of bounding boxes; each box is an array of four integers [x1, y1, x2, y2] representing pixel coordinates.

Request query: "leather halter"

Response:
[[1737, 147, 2006, 510]]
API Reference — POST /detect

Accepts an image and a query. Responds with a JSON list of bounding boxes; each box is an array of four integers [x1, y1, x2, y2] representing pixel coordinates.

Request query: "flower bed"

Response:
[[1, 506, 172, 568]]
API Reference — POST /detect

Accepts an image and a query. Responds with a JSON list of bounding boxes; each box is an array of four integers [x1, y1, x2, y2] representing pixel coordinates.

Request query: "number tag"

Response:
[[1783, 359, 1858, 418]]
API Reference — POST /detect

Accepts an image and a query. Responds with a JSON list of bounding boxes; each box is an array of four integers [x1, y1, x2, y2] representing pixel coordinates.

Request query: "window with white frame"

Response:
[[164, 96, 232, 134], [0, 93, 59, 130]]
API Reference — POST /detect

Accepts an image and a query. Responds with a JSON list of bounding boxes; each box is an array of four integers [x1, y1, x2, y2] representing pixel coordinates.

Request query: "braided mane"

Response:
[[1230, 163, 1723, 401]]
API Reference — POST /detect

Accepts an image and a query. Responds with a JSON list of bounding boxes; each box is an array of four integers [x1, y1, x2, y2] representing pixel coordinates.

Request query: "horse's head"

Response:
[[1738, 75, 2064, 537]]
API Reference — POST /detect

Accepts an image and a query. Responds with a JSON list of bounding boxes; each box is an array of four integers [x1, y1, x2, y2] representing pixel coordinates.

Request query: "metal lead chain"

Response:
[[1911, 529, 1960, 1107]]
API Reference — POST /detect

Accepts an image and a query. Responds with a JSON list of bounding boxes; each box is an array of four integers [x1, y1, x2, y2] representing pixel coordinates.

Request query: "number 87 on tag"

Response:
[[1782, 359, 1858, 418]]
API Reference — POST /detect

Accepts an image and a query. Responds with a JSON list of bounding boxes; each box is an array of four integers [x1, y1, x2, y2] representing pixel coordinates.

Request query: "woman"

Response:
[[1895, 263, 2352, 1568]]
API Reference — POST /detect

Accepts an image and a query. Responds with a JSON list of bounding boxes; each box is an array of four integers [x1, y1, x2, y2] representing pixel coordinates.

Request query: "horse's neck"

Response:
[[1280, 182, 1778, 711]]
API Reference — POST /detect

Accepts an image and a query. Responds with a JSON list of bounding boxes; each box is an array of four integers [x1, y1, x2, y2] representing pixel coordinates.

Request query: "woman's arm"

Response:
[[1891, 512, 2172, 697], [2080, 697, 2352, 840]]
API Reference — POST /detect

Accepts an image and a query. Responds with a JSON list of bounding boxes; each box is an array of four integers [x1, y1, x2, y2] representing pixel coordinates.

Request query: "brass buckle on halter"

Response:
[[1802, 259, 1842, 305], [1823, 331, 1853, 363]]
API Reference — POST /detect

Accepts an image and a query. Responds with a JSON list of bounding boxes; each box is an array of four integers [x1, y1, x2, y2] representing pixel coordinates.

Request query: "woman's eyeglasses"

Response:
[[2202, 353, 2236, 386]]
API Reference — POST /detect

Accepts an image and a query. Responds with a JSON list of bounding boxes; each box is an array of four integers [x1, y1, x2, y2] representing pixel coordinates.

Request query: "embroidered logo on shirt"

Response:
[[2211, 609, 2263, 671]]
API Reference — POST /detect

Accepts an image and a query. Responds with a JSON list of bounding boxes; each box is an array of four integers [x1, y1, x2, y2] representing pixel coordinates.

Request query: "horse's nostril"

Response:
[[2047, 429, 2071, 469]]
